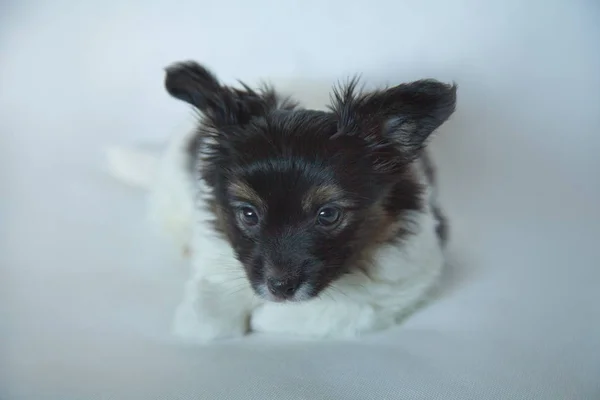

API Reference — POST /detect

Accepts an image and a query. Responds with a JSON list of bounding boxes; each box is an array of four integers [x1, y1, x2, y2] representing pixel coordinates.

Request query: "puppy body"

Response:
[[152, 126, 444, 342], [111, 62, 455, 341]]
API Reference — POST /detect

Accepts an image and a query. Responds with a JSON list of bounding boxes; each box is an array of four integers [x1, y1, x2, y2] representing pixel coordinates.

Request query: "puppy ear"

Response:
[[164, 61, 299, 128], [330, 78, 457, 166], [164, 60, 225, 112]]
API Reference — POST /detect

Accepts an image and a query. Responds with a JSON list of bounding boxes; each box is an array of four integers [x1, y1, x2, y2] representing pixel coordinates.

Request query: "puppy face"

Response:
[[164, 61, 456, 301], [213, 113, 411, 301]]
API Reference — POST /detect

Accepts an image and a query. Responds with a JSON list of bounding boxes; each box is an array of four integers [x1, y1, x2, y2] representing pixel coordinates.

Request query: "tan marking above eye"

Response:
[[301, 185, 353, 212], [228, 180, 264, 208]]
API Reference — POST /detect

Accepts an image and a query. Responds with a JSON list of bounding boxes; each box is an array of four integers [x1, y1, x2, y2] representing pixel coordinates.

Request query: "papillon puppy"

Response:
[[107, 60, 456, 341]]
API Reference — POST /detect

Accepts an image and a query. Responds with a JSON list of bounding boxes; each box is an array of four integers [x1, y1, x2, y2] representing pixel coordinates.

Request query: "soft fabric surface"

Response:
[[2, 1, 599, 399]]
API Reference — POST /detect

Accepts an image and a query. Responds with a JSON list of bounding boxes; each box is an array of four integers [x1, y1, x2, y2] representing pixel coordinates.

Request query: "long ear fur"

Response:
[[164, 60, 297, 126], [329, 77, 457, 168]]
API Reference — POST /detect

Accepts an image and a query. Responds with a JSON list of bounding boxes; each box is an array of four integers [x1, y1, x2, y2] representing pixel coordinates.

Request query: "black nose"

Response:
[[267, 277, 300, 298]]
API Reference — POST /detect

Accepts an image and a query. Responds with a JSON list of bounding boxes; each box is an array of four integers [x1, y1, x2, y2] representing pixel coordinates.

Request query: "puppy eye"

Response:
[[316, 206, 341, 228], [238, 206, 260, 227]]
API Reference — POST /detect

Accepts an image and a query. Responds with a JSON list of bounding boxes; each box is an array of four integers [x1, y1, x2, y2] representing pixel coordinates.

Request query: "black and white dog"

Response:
[[107, 61, 456, 341]]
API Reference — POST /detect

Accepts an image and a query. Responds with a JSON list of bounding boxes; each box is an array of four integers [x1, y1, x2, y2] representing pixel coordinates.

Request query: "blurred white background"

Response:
[[1, 1, 599, 399]]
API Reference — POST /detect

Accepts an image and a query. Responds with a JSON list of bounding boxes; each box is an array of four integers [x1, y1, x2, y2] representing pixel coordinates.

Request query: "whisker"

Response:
[[328, 285, 351, 300], [223, 285, 252, 297], [322, 290, 337, 303]]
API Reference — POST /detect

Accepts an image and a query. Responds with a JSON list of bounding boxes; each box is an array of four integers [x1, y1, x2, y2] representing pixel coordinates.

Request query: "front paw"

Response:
[[171, 283, 252, 344], [171, 299, 247, 344], [251, 299, 384, 339], [249, 302, 356, 339], [250, 303, 288, 335]]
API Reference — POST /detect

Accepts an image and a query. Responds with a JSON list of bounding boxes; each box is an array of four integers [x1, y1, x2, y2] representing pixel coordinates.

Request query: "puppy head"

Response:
[[165, 61, 456, 302]]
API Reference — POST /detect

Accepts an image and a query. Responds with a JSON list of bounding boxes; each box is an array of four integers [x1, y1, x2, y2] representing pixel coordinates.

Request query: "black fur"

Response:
[[165, 61, 456, 301]]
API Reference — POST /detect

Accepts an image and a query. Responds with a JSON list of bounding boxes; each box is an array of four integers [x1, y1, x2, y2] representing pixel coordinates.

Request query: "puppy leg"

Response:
[[171, 276, 253, 343], [250, 297, 390, 339], [171, 233, 258, 343]]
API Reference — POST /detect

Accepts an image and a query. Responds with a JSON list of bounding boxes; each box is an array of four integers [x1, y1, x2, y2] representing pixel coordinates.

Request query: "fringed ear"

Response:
[[164, 61, 227, 114], [164, 60, 298, 126], [329, 77, 457, 169]]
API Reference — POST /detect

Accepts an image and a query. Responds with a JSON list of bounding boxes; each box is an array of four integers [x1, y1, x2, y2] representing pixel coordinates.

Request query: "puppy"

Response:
[[107, 61, 456, 341]]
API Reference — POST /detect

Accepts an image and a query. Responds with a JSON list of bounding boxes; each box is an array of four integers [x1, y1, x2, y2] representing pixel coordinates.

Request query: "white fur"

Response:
[[107, 128, 444, 342], [251, 211, 443, 338]]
